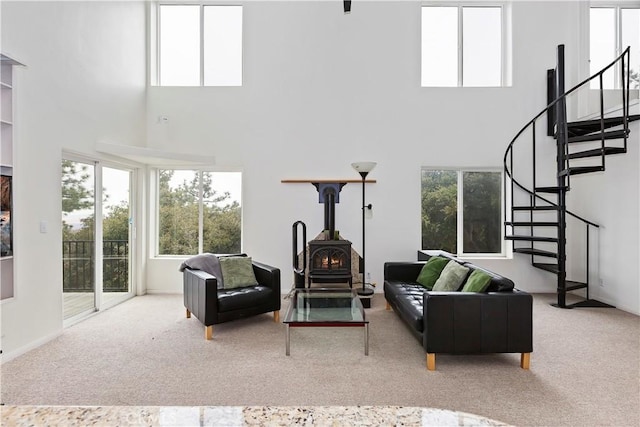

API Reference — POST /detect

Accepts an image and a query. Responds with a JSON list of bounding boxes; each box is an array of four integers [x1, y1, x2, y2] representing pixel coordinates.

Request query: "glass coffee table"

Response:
[[283, 288, 369, 356]]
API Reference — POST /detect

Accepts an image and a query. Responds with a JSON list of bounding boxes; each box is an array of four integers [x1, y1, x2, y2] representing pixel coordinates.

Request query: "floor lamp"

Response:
[[351, 161, 376, 299]]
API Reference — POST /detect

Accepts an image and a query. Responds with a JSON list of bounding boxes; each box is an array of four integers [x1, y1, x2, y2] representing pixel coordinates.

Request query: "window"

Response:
[[158, 4, 242, 86], [421, 169, 503, 256], [421, 5, 504, 87], [590, 6, 640, 89], [157, 170, 242, 255]]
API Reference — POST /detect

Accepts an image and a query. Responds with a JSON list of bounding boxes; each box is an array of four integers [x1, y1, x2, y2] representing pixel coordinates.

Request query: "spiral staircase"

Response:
[[503, 44, 639, 309]]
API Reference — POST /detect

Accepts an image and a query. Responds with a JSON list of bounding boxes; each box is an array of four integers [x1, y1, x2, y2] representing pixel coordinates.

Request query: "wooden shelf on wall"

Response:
[[281, 179, 376, 184]]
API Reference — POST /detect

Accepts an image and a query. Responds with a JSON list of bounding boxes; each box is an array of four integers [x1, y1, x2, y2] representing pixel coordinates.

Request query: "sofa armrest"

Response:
[[423, 290, 533, 354], [252, 261, 281, 295], [183, 268, 219, 326], [384, 262, 426, 283]]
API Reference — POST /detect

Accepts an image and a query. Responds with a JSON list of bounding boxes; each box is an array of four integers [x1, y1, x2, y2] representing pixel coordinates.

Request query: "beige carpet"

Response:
[[1, 293, 638, 427]]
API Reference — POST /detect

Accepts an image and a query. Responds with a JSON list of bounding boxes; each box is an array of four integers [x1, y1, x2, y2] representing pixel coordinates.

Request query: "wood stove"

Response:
[[308, 238, 352, 287], [306, 182, 353, 287]]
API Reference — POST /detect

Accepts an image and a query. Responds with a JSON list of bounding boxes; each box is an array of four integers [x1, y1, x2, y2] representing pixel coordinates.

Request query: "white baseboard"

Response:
[[145, 289, 179, 294], [1, 330, 62, 364]]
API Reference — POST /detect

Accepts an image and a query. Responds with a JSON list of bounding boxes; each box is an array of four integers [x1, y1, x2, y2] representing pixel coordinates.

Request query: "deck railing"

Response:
[[62, 240, 129, 292]]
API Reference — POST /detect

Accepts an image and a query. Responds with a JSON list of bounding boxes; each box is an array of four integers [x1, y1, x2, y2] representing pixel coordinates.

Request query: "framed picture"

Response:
[[1, 174, 12, 257]]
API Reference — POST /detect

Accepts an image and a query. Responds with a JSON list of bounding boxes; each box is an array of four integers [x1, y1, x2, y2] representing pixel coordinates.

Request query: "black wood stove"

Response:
[[307, 183, 352, 287]]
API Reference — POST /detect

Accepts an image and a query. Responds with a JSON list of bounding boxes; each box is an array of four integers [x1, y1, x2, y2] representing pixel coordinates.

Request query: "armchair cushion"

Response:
[[432, 260, 469, 291], [219, 256, 259, 289]]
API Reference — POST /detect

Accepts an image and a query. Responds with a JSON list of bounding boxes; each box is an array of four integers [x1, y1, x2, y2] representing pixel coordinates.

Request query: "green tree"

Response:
[[102, 202, 130, 292], [421, 170, 502, 254], [62, 160, 95, 241], [421, 170, 457, 252], [158, 170, 241, 255], [462, 172, 501, 253], [61, 160, 93, 214]]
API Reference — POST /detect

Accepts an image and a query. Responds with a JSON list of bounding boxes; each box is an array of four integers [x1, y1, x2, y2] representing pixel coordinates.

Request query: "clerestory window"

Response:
[[421, 5, 506, 87], [157, 4, 243, 86], [590, 5, 639, 89]]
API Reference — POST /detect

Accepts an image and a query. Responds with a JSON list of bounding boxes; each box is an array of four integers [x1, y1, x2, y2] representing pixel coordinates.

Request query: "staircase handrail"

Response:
[[504, 46, 631, 228]]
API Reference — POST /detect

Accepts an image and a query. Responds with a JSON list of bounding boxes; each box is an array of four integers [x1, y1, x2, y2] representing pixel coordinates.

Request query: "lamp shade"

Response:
[[351, 162, 377, 175]]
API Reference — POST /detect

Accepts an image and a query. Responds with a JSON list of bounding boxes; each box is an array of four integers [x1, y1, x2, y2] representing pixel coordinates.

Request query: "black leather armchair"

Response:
[[384, 258, 533, 370], [183, 260, 281, 340]]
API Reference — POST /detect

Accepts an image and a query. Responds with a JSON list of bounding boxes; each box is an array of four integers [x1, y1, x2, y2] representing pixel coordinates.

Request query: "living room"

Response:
[[1, 1, 639, 425]]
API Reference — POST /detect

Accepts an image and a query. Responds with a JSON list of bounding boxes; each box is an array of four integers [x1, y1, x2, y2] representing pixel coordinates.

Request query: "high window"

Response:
[[590, 6, 639, 89], [421, 169, 503, 256], [421, 5, 504, 87], [157, 170, 242, 256], [158, 4, 243, 86]]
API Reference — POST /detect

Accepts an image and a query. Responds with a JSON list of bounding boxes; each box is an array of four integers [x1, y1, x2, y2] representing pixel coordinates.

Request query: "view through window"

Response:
[[158, 170, 242, 255], [421, 169, 502, 255]]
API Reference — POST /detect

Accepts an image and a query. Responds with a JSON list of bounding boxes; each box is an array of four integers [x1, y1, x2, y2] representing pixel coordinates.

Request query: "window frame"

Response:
[[421, 3, 508, 88], [421, 168, 505, 258], [156, 2, 243, 87], [154, 168, 243, 257]]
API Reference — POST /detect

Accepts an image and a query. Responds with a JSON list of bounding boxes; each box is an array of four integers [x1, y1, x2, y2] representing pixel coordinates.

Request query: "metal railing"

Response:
[[503, 45, 631, 308], [62, 240, 129, 292]]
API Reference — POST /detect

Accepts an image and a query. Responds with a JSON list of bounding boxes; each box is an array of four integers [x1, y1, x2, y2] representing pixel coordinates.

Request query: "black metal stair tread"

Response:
[[533, 263, 559, 273], [559, 166, 604, 176], [505, 235, 558, 242], [535, 186, 569, 193], [505, 221, 559, 227], [513, 248, 558, 258], [512, 205, 559, 211], [563, 281, 588, 291], [567, 129, 629, 143], [566, 114, 640, 136], [567, 146, 627, 159]]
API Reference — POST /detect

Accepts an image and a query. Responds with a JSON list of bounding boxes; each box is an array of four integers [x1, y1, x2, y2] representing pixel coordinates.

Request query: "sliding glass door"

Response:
[[62, 159, 96, 319], [101, 166, 132, 308], [62, 157, 134, 321]]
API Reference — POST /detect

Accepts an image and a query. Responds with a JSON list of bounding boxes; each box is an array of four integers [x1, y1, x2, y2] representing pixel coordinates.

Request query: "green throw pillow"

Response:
[[461, 269, 492, 293], [416, 256, 450, 290], [219, 256, 259, 289], [432, 260, 470, 291]]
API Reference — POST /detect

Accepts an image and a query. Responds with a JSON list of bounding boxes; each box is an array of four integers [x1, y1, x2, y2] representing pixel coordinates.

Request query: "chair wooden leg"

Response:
[[205, 325, 213, 340], [426, 353, 436, 371], [385, 301, 391, 311], [274, 310, 280, 323], [520, 352, 531, 369], [186, 309, 191, 318]]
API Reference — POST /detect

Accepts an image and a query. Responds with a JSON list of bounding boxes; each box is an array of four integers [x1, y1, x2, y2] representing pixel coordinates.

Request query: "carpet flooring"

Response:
[[1, 293, 638, 426]]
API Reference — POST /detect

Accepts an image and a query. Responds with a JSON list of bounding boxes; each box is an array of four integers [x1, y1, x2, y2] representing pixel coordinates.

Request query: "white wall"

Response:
[[0, 1, 147, 359], [566, 119, 640, 313], [145, 0, 585, 296], [2, 0, 638, 360]]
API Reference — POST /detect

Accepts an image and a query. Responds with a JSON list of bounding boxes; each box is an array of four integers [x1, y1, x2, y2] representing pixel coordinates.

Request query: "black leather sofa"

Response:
[[183, 259, 281, 340], [384, 253, 532, 370]]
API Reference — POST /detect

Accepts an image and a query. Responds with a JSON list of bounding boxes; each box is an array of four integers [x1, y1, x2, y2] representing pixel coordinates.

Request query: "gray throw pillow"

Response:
[[432, 260, 470, 291], [219, 256, 259, 289]]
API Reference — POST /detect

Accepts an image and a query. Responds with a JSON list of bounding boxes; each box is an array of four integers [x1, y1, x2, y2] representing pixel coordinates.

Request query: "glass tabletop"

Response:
[[283, 288, 367, 324]]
